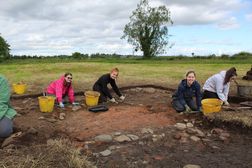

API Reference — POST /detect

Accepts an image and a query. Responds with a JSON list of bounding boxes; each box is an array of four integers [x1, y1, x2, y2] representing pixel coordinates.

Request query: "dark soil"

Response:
[[1, 86, 252, 168]]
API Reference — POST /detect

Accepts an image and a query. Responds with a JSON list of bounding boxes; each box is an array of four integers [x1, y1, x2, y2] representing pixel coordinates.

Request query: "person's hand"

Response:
[[109, 98, 118, 104], [72, 102, 79, 106], [59, 102, 65, 108], [119, 95, 125, 101], [184, 104, 191, 113], [223, 101, 230, 106]]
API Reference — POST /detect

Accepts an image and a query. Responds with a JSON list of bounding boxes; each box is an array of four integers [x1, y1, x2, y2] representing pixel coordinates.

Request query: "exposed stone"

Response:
[[108, 145, 117, 150], [143, 88, 156, 93], [100, 149, 112, 156], [195, 129, 205, 137], [152, 138, 158, 142], [183, 164, 201, 168], [186, 123, 194, 128], [141, 128, 154, 134], [138, 141, 144, 145], [59, 113, 65, 120], [202, 138, 211, 142], [38, 116, 45, 120], [135, 87, 143, 92], [190, 136, 201, 142], [211, 145, 221, 150], [186, 128, 198, 134], [220, 132, 230, 138], [113, 132, 122, 136], [174, 123, 187, 130], [114, 135, 131, 142], [127, 134, 139, 141], [94, 134, 113, 142]]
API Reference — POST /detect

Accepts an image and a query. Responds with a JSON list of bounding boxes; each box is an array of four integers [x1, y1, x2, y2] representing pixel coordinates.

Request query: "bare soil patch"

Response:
[[1, 86, 252, 168]]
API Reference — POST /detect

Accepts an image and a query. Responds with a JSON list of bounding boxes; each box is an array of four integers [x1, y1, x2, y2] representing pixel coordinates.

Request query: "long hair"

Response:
[[64, 72, 72, 77], [186, 70, 196, 77], [224, 67, 237, 84], [64, 72, 72, 86]]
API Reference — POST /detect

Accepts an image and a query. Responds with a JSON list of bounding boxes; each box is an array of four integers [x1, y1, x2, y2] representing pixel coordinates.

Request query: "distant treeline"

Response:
[[9, 51, 252, 60], [1, 51, 251, 64]]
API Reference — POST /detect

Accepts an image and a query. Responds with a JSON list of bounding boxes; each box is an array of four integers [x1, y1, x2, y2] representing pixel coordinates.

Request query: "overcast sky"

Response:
[[0, 0, 252, 56]]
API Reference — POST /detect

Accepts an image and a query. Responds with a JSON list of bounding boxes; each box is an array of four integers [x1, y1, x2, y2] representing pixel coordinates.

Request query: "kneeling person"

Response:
[[172, 71, 202, 113], [93, 68, 125, 104], [0, 75, 17, 138]]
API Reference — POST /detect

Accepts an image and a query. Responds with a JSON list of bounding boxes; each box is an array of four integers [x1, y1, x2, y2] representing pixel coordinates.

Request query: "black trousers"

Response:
[[202, 90, 219, 100], [93, 84, 107, 103]]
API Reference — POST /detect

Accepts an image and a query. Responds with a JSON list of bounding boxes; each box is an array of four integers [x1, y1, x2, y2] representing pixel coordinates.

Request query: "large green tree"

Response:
[[122, 0, 172, 58], [0, 34, 11, 60]]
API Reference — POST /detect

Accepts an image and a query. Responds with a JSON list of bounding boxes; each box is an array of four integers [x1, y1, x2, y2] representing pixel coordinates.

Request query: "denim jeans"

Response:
[[0, 117, 13, 138]]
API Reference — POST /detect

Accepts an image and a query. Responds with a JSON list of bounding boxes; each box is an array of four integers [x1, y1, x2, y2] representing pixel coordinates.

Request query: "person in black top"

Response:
[[93, 68, 125, 103], [172, 71, 202, 113]]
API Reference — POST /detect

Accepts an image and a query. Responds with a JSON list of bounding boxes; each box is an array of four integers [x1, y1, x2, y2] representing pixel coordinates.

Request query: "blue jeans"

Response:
[[0, 117, 13, 138]]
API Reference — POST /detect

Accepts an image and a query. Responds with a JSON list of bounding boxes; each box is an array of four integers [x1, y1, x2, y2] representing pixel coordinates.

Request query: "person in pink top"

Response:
[[46, 73, 75, 108]]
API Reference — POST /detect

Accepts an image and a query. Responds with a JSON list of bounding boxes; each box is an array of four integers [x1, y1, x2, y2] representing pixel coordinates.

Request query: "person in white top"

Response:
[[202, 67, 237, 106]]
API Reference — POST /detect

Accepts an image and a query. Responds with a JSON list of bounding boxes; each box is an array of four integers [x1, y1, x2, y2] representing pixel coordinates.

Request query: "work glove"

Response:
[[119, 95, 125, 101], [184, 104, 191, 113], [109, 98, 118, 104], [59, 102, 65, 108], [223, 101, 230, 106], [72, 102, 80, 106]]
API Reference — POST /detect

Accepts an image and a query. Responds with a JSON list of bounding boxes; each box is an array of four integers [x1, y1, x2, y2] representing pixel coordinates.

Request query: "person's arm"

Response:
[[223, 83, 230, 101], [55, 80, 63, 103], [110, 79, 122, 97], [68, 85, 75, 103], [176, 83, 186, 106], [195, 82, 202, 109], [0, 77, 11, 119], [215, 78, 226, 101]]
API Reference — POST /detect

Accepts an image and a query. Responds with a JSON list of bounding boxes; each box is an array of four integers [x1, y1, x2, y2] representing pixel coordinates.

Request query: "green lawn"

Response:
[[0, 59, 250, 94]]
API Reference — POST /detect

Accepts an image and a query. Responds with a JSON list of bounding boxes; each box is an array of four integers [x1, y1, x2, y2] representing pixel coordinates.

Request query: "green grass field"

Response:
[[0, 59, 251, 93]]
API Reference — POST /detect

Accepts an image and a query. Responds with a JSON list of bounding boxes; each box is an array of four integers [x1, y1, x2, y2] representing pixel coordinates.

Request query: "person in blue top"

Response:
[[172, 71, 202, 113]]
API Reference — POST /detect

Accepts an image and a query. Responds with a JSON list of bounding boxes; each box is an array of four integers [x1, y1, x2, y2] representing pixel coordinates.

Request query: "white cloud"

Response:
[[245, 14, 252, 21], [0, 0, 251, 56], [217, 17, 240, 30]]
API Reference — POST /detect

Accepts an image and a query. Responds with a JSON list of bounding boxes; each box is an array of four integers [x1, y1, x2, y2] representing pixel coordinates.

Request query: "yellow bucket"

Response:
[[85, 91, 100, 106], [201, 98, 222, 115], [12, 83, 27, 94], [38, 96, 55, 112]]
